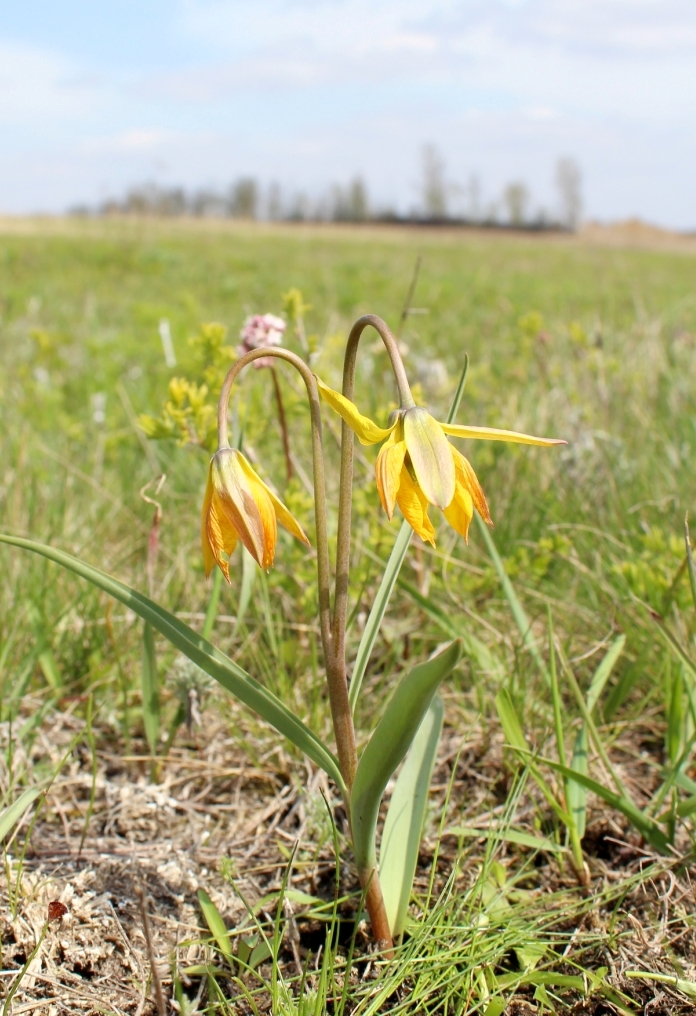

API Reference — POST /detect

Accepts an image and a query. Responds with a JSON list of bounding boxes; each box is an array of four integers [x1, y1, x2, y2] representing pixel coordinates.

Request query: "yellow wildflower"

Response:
[[201, 449, 309, 579], [316, 376, 565, 545]]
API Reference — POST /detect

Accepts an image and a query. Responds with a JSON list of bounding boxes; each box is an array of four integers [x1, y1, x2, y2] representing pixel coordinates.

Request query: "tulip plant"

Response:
[[0, 314, 563, 953]]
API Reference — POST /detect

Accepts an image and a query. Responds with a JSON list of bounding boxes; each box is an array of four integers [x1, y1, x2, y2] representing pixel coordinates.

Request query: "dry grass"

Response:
[[1, 693, 695, 1015]]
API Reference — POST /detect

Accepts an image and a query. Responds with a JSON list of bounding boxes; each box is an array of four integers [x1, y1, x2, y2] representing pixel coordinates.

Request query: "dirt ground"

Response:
[[2, 696, 696, 1015]]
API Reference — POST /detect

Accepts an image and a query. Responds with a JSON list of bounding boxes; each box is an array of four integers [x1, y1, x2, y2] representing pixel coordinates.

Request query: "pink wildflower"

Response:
[[238, 313, 286, 368]]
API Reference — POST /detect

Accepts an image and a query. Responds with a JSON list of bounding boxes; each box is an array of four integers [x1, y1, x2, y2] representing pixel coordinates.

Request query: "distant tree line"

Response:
[[83, 149, 582, 231]]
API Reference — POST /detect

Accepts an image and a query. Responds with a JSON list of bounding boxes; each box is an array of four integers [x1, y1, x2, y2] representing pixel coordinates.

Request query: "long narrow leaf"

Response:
[[446, 825, 565, 854], [233, 546, 257, 636], [0, 787, 41, 841], [197, 889, 234, 967], [540, 757, 670, 852], [351, 641, 462, 873], [350, 521, 411, 714], [685, 516, 696, 614], [0, 536, 344, 794], [475, 516, 549, 684], [568, 635, 626, 838], [495, 689, 529, 752], [379, 695, 444, 938], [587, 635, 626, 714], [141, 623, 160, 755]]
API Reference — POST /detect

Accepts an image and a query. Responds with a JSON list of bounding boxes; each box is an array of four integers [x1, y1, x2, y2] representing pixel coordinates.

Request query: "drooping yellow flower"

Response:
[[201, 448, 309, 579], [316, 376, 565, 546]]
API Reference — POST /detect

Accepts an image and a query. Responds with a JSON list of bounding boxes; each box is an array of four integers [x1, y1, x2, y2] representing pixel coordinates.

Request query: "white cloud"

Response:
[[0, 40, 102, 126], [0, 0, 695, 224]]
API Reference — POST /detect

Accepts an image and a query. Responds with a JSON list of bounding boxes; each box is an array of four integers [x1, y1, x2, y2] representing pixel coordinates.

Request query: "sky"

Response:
[[0, 0, 695, 227]]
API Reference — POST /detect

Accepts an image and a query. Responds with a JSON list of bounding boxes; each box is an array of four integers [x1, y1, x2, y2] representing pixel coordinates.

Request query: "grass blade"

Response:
[[446, 825, 565, 854], [351, 640, 462, 873], [587, 635, 626, 714], [233, 546, 257, 636], [202, 567, 223, 641], [350, 522, 412, 714], [0, 535, 344, 794], [197, 889, 234, 967], [685, 515, 696, 613], [495, 688, 529, 752], [475, 516, 549, 685], [540, 757, 670, 852], [141, 623, 160, 756], [379, 695, 444, 938], [0, 787, 41, 842], [567, 635, 625, 839]]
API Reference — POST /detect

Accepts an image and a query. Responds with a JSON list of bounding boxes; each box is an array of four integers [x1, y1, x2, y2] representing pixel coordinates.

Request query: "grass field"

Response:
[[1, 217, 696, 1014]]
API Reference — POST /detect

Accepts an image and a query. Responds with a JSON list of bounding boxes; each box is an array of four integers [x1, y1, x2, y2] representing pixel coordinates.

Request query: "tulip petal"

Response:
[[451, 447, 492, 526], [375, 429, 407, 519], [396, 465, 436, 546], [201, 467, 217, 579], [403, 408, 456, 509], [443, 484, 474, 542], [237, 452, 310, 555], [315, 376, 395, 446], [233, 455, 278, 570], [206, 493, 239, 581], [440, 422, 566, 446], [212, 450, 266, 567]]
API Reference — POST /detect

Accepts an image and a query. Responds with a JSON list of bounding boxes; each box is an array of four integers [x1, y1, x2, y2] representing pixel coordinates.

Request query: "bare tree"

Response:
[[503, 182, 529, 226], [267, 182, 283, 220], [332, 177, 369, 221], [228, 177, 258, 219], [467, 174, 482, 222], [556, 158, 582, 229], [421, 145, 447, 218]]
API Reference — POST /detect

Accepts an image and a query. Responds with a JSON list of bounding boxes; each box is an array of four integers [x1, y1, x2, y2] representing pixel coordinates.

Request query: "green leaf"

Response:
[[587, 635, 626, 715], [541, 757, 670, 852], [141, 623, 160, 756], [495, 689, 530, 752], [380, 695, 444, 938], [568, 725, 589, 838], [626, 969, 696, 1001], [567, 635, 626, 839], [0, 787, 41, 841], [233, 546, 257, 635], [446, 825, 565, 854], [0, 535, 344, 795], [197, 889, 233, 967], [475, 516, 549, 685], [237, 935, 271, 971], [351, 640, 462, 873], [685, 516, 696, 615], [350, 521, 412, 714], [202, 567, 223, 641]]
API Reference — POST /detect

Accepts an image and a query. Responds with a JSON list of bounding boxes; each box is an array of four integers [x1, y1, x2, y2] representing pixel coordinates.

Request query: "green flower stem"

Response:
[[332, 314, 412, 954], [333, 315, 413, 680], [217, 349, 357, 791]]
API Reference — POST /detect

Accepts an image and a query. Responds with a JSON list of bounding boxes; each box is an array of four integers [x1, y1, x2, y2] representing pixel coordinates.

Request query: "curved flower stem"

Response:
[[217, 348, 357, 789], [332, 314, 411, 955], [333, 314, 414, 670]]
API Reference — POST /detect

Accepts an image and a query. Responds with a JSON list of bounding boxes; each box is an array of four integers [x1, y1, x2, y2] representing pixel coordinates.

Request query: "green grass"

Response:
[[2, 218, 696, 1012]]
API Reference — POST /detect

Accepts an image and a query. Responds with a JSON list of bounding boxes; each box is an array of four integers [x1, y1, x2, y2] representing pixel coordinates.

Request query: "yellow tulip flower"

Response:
[[201, 448, 309, 579], [316, 376, 565, 546]]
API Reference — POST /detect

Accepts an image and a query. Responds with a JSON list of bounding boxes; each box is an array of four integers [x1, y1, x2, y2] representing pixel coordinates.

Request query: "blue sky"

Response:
[[1, 0, 695, 226]]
